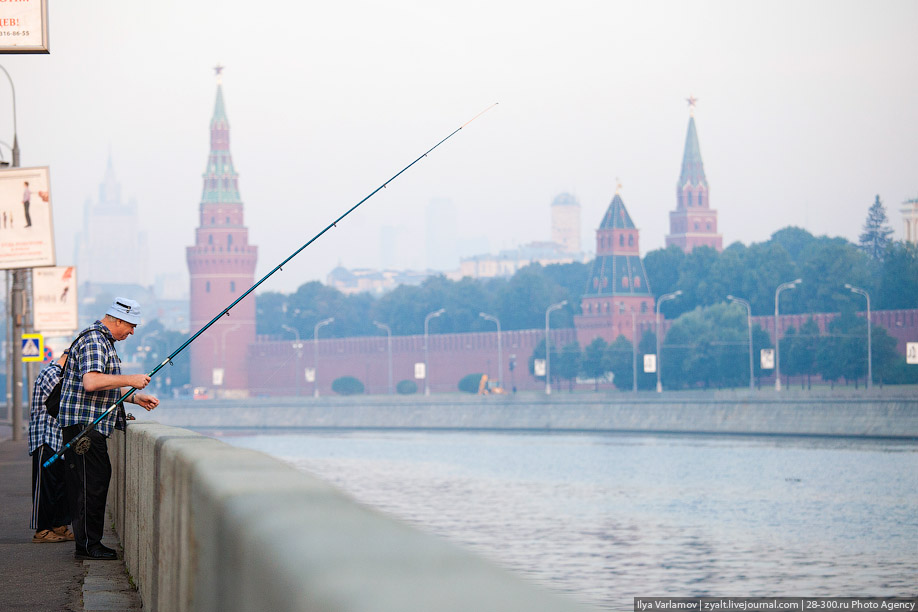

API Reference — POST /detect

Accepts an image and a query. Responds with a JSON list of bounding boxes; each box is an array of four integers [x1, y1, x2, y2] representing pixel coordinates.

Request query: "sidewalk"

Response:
[[0, 436, 142, 611]]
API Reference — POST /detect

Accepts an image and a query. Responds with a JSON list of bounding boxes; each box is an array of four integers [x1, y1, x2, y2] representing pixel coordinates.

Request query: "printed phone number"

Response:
[[0, 31, 31, 37]]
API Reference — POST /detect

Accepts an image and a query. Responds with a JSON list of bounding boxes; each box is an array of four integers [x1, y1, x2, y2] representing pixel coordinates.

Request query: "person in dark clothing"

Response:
[[58, 298, 159, 560]]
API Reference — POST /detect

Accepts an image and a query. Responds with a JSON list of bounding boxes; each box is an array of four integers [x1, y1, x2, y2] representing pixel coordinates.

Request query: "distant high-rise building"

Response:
[[902, 196, 918, 245], [665, 99, 723, 252], [186, 68, 257, 396], [74, 156, 150, 286], [551, 192, 581, 253], [575, 190, 654, 347]]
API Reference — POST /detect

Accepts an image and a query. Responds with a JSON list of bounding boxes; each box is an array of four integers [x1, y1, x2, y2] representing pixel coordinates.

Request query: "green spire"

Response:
[[679, 116, 707, 187], [201, 82, 241, 204]]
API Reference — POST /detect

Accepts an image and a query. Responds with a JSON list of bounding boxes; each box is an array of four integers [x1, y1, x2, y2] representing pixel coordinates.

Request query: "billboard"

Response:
[[0, 0, 49, 53], [0, 167, 55, 269], [32, 266, 77, 333]]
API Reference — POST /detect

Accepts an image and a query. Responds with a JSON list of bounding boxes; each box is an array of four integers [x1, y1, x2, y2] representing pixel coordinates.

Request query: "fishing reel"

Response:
[[73, 435, 92, 455]]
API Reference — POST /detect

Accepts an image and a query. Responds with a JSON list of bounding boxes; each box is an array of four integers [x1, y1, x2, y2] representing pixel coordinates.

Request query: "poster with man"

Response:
[[32, 266, 78, 334], [0, 167, 55, 269]]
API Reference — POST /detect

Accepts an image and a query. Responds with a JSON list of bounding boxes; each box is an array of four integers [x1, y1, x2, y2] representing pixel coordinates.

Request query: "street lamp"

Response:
[[2, 64, 23, 441], [844, 283, 872, 389], [313, 317, 334, 397], [479, 312, 503, 390], [728, 295, 755, 391], [424, 308, 445, 396], [281, 324, 303, 396], [655, 290, 682, 393], [544, 300, 567, 395], [774, 278, 801, 392], [373, 321, 393, 395]]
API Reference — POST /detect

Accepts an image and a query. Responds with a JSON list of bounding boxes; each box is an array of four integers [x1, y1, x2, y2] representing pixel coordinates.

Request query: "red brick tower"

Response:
[[575, 189, 654, 346], [665, 98, 723, 252], [186, 68, 258, 396]]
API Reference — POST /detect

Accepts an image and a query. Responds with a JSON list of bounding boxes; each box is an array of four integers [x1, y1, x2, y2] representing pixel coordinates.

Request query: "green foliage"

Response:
[[555, 342, 582, 391], [662, 303, 754, 389], [458, 373, 484, 394], [605, 335, 634, 391], [331, 376, 364, 395], [859, 195, 894, 260], [878, 241, 918, 310], [396, 379, 418, 394], [580, 337, 611, 390]]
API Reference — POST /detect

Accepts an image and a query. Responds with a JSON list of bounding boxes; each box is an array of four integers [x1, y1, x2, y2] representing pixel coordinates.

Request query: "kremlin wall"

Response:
[[185, 76, 918, 397]]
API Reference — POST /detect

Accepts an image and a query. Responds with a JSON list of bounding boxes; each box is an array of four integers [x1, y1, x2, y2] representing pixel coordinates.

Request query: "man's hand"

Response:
[[126, 375, 151, 390], [134, 393, 159, 411]]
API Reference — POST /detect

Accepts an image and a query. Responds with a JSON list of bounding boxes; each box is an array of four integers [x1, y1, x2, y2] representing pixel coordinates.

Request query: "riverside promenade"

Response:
[[0, 432, 141, 611]]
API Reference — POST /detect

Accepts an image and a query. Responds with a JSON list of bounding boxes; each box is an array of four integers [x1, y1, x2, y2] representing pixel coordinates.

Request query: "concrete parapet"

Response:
[[108, 423, 592, 612], [133, 391, 918, 439]]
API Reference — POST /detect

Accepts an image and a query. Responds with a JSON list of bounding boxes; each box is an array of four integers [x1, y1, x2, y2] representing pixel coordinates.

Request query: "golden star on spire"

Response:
[[214, 64, 224, 84], [686, 95, 698, 116], [615, 177, 622, 195]]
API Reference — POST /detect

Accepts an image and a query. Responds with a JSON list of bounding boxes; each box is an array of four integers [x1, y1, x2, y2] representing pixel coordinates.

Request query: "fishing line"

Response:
[[44, 103, 498, 468]]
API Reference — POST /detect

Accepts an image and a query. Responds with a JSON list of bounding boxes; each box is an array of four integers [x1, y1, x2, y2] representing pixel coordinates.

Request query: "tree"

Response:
[[783, 318, 820, 389], [555, 342, 582, 391], [859, 195, 893, 261], [817, 310, 866, 388], [878, 241, 918, 310], [605, 335, 634, 391], [771, 227, 816, 262], [643, 245, 684, 297], [580, 337, 611, 391]]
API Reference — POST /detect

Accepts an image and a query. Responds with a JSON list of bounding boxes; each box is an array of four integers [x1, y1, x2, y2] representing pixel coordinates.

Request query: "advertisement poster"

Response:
[[0, 0, 49, 53], [32, 266, 78, 334], [0, 166, 55, 269]]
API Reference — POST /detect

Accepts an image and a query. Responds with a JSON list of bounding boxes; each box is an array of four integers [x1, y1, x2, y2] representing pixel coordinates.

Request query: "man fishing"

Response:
[[58, 298, 160, 560]]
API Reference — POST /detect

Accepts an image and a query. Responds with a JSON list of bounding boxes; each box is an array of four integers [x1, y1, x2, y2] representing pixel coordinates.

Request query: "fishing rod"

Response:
[[44, 103, 498, 468]]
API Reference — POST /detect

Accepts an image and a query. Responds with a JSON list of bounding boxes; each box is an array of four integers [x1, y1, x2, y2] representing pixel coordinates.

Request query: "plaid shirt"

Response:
[[58, 320, 126, 437], [27, 362, 63, 454]]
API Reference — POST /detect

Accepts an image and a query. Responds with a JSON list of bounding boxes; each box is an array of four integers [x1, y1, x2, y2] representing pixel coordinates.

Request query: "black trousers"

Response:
[[62, 425, 111, 553], [23, 200, 31, 227], [30, 444, 71, 531]]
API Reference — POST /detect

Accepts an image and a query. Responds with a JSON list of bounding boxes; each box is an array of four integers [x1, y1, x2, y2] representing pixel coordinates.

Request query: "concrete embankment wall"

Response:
[[107, 423, 591, 612], [135, 391, 918, 439]]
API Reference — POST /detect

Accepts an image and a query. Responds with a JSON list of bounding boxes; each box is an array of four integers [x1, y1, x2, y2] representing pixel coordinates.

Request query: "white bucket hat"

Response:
[[106, 297, 142, 325]]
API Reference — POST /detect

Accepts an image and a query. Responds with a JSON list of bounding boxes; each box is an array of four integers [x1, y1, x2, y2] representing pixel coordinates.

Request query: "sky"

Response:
[[1, 0, 916, 294]]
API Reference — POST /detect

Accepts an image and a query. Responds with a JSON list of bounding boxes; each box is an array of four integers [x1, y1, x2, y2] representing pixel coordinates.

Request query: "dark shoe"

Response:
[[75, 545, 118, 560]]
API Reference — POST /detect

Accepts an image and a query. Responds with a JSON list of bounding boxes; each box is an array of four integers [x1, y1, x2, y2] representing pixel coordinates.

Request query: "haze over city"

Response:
[[2, 1, 916, 293]]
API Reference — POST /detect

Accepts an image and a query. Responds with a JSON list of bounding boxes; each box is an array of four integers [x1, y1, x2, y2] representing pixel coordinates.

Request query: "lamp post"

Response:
[[728, 295, 755, 391], [281, 324, 303, 396], [544, 300, 567, 395], [313, 317, 334, 397], [655, 290, 682, 393], [774, 278, 801, 392], [479, 312, 502, 390], [424, 308, 445, 396], [2, 64, 23, 440], [844, 283, 872, 389], [373, 321, 393, 395]]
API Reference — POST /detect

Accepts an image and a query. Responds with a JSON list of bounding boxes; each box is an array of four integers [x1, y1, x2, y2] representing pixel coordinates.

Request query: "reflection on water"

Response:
[[220, 431, 918, 610]]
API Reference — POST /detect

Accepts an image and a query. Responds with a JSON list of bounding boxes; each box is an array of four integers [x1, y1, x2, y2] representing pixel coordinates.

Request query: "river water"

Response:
[[219, 430, 918, 610]]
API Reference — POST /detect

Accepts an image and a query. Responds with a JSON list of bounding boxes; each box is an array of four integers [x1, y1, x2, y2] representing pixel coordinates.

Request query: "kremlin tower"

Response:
[[665, 98, 723, 252], [186, 67, 258, 396], [574, 188, 654, 347]]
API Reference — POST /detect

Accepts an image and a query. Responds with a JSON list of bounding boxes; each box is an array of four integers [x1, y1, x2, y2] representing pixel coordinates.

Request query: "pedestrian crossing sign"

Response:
[[22, 333, 44, 362]]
